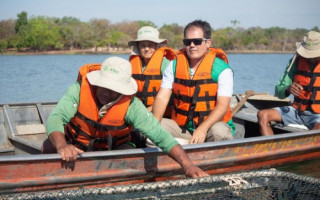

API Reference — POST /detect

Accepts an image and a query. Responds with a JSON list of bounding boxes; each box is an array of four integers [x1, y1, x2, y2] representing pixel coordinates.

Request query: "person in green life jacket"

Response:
[[258, 31, 320, 136], [152, 20, 235, 144], [42, 56, 208, 178]]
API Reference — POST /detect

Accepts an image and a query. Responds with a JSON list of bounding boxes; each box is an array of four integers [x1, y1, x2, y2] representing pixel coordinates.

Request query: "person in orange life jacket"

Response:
[[42, 56, 208, 178], [128, 26, 176, 147], [258, 31, 320, 136], [152, 20, 235, 144]]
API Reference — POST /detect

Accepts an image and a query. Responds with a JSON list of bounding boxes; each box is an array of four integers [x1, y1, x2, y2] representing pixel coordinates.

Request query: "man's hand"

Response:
[[288, 82, 303, 97], [190, 126, 207, 144], [169, 145, 209, 178], [182, 163, 210, 178], [49, 131, 84, 162], [57, 144, 83, 162]]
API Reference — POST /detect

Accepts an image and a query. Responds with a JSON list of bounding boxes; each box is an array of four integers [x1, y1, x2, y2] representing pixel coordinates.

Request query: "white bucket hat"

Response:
[[87, 57, 137, 95], [128, 26, 167, 47], [296, 31, 320, 58]]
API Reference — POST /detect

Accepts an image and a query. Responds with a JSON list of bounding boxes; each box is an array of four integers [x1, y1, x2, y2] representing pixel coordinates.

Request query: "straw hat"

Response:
[[296, 31, 320, 58], [128, 26, 167, 47], [87, 57, 137, 95]]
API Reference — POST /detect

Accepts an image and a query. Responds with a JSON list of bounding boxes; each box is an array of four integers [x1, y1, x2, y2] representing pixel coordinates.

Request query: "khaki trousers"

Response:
[[160, 118, 233, 142]]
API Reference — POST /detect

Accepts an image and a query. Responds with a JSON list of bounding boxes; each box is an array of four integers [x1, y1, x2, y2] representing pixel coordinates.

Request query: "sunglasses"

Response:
[[183, 38, 208, 46]]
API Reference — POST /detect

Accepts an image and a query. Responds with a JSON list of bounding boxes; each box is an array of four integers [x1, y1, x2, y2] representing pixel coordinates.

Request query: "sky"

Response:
[[0, 0, 319, 30]]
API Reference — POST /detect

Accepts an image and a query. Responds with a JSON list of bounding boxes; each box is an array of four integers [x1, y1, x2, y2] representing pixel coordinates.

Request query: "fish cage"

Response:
[[1, 169, 320, 200]]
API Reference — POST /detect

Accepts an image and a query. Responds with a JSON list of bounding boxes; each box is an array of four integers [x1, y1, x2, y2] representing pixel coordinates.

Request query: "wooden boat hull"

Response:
[[1, 130, 320, 193]]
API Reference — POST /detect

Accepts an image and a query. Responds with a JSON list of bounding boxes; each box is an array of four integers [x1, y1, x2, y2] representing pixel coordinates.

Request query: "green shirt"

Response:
[[46, 82, 178, 153], [275, 57, 298, 99]]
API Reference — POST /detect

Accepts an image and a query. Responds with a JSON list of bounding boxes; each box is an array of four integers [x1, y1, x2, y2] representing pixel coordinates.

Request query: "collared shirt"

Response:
[[98, 95, 122, 117], [46, 82, 178, 153]]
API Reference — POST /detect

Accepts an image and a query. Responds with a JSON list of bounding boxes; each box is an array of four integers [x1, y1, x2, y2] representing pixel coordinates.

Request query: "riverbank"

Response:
[[0, 48, 294, 55]]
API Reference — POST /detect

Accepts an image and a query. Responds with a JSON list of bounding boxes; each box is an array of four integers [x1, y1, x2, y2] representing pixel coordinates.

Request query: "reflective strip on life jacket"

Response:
[[172, 48, 232, 127], [65, 64, 132, 151], [293, 58, 320, 113]]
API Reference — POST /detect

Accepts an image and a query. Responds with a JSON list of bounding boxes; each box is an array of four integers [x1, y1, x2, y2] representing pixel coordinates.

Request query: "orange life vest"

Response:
[[65, 64, 132, 151], [292, 57, 320, 113], [172, 48, 232, 127], [130, 47, 176, 107]]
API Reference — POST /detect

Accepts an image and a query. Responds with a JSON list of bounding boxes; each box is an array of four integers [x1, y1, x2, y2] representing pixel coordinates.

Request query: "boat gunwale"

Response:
[[1, 129, 319, 162]]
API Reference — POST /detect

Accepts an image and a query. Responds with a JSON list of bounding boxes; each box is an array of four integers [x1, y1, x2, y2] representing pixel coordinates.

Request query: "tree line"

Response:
[[0, 11, 319, 53]]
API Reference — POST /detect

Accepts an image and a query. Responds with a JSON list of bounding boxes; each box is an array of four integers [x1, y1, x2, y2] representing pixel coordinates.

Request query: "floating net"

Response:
[[1, 169, 320, 200]]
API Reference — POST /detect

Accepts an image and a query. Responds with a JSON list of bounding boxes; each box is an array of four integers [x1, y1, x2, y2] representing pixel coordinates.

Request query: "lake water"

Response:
[[0, 53, 293, 104]]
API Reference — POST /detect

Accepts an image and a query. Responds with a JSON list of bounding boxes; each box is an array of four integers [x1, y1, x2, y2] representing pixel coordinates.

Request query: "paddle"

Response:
[[231, 90, 256, 117]]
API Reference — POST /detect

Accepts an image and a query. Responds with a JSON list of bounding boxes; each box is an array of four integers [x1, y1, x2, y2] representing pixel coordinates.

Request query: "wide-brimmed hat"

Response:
[[128, 26, 167, 47], [87, 57, 137, 95], [296, 31, 320, 58]]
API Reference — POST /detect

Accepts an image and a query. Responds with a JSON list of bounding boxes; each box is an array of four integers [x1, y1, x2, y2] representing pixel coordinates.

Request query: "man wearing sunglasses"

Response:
[[152, 20, 235, 144]]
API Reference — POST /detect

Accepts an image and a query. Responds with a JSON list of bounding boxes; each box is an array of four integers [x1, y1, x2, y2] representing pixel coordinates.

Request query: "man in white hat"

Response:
[[128, 26, 176, 147], [42, 56, 208, 178], [258, 31, 320, 135]]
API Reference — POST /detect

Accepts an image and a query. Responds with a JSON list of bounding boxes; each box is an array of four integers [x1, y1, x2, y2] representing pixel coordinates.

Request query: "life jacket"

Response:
[[172, 47, 232, 127], [130, 47, 176, 106], [65, 63, 132, 151], [292, 57, 320, 113]]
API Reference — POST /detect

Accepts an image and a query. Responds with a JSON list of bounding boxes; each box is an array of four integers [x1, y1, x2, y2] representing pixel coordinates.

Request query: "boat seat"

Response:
[[13, 133, 47, 151], [16, 124, 46, 135]]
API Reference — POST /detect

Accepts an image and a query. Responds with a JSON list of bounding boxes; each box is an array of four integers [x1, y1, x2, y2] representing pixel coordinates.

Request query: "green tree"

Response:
[[137, 20, 156, 28], [15, 11, 28, 33], [17, 16, 62, 51], [230, 20, 240, 28], [56, 16, 82, 50], [159, 23, 184, 49], [0, 39, 7, 52], [89, 19, 111, 51]]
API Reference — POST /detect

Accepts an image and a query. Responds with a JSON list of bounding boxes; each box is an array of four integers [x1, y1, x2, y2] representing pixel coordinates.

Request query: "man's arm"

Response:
[[46, 82, 83, 161], [152, 87, 172, 121], [49, 131, 83, 161], [168, 144, 209, 178], [126, 98, 208, 177], [275, 57, 297, 99], [190, 96, 230, 144]]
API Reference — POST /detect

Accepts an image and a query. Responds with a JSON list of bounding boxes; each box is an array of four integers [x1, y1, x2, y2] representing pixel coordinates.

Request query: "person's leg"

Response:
[[160, 118, 193, 140], [257, 108, 282, 136], [302, 110, 320, 130], [206, 121, 233, 142]]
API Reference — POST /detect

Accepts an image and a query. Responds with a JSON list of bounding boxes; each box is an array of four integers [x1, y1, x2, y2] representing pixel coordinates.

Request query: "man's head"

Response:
[[296, 31, 320, 64], [128, 26, 167, 60], [86, 57, 137, 104], [183, 20, 212, 62]]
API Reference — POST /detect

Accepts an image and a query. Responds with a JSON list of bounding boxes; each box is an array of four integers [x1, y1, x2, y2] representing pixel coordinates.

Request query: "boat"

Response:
[[1, 92, 320, 194]]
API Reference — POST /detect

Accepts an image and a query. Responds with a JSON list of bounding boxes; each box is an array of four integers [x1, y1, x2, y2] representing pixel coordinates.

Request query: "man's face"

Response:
[[95, 87, 121, 105], [184, 26, 211, 61], [138, 41, 157, 62]]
